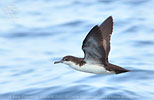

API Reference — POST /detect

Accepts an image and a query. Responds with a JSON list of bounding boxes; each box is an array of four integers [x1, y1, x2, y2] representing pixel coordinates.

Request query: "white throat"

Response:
[[63, 61, 115, 74]]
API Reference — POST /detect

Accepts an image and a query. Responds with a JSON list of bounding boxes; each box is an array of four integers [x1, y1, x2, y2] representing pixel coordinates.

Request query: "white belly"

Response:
[[64, 61, 115, 74]]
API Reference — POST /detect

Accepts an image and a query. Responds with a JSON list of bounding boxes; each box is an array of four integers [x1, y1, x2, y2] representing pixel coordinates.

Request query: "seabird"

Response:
[[54, 16, 130, 74]]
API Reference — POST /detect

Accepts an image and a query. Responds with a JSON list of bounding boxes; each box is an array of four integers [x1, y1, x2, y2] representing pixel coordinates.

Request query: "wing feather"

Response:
[[100, 16, 113, 61], [82, 25, 106, 64], [82, 16, 113, 64]]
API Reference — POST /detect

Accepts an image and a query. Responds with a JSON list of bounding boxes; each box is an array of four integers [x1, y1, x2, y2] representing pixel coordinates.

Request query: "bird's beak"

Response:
[[54, 60, 62, 64]]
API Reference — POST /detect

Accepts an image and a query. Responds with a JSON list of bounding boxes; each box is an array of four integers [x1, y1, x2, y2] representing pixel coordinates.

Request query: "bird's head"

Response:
[[54, 56, 74, 65]]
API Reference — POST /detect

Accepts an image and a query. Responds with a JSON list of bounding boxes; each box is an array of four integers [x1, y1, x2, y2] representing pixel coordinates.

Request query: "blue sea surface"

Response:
[[0, 0, 154, 100]]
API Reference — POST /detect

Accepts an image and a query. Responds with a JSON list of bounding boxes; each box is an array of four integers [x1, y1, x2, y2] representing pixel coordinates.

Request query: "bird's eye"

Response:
[[64, 58, 69, 61]]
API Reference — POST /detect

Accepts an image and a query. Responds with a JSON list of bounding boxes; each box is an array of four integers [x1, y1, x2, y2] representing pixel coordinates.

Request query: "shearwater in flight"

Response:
[[54, 16, 130, 74]]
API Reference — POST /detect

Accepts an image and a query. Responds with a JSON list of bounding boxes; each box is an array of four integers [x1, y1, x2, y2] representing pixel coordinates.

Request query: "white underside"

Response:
[[63, 61, 115, 74]]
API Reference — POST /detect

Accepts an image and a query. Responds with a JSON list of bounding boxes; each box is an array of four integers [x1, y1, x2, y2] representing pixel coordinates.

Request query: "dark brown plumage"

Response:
[[62, 56, 86, 66]]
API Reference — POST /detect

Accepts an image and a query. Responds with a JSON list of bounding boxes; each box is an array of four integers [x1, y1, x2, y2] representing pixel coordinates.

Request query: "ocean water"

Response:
[[0, 0, 154, 100]]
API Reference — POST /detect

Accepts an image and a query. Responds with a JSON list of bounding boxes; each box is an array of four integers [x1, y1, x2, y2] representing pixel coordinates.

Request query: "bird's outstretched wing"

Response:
[[82, 25, 106, 64], [82, 16, 113, 64], [100, 16, 113, 61]]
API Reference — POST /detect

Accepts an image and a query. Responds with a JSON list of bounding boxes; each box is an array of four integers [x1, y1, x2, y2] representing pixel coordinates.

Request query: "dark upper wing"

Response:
[[82, 16, 113, 64], [99, 16, 113, 61], [82, 25, 106, 64]]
